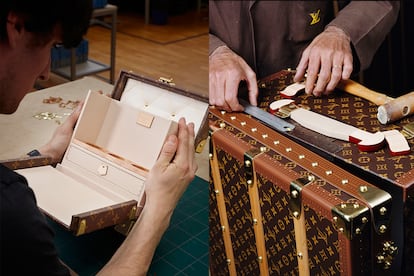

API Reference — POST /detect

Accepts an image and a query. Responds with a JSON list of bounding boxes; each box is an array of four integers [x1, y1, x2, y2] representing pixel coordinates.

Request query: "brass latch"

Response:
[[289, 176, 314, 219], [158, 76, 175, 86]]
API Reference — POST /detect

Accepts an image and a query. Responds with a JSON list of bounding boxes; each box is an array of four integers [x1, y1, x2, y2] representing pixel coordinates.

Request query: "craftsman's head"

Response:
[[0, 0, 93, 114]]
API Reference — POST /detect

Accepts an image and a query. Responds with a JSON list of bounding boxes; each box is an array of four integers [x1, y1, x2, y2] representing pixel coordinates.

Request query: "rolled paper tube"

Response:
[[377, 91, 414, 124]]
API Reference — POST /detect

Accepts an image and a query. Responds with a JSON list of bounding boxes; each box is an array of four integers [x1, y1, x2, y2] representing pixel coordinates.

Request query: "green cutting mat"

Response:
[[49, 176, 209, 275]]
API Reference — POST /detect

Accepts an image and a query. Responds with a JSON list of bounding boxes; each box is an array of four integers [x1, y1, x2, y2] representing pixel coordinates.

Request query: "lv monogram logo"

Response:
[[309, 9, 321, 25]]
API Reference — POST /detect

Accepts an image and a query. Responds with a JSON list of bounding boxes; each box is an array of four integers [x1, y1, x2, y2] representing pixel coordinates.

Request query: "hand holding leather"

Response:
[[144, 117, 197, 219]]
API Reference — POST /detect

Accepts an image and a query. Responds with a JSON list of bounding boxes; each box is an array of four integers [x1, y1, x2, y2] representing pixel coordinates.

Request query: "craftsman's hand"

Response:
[[294, 26, 353, 96], [209, 46, 258, 112], [38, 102, 83, 163], [144, 118, 197, 218]]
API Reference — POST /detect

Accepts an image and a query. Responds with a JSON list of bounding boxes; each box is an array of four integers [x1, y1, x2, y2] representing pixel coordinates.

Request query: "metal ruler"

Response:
[[239, 98, 295, 132]]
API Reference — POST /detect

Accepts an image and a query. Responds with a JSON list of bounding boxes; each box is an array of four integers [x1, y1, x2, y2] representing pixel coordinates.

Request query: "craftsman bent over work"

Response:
[[209, 1, 400, 111], [0, 0, 197, 275]]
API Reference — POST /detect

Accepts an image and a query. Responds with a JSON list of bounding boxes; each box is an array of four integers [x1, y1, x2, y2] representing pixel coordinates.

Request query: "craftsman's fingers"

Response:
[[209, 46, 258, 112], [294, 51, 309, 83]]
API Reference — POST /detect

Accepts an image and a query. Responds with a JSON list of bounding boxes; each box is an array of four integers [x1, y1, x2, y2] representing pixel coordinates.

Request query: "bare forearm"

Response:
[[97, 204, 173, 276]]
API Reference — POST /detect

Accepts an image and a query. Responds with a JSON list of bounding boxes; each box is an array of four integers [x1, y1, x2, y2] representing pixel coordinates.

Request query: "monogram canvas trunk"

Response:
[[209, 70, 412, 275]]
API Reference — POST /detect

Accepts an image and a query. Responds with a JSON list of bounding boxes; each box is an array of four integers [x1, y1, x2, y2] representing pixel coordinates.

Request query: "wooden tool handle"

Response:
[[377, 91, 414, 124], [337, 79, 393, 106]]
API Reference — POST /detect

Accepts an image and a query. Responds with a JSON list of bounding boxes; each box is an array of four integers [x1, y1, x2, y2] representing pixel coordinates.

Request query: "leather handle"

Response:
[[337, 79, 394, 106]]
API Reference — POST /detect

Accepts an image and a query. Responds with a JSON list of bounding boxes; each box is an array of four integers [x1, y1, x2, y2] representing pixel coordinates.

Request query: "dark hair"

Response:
[[0, 0, 93, 48]]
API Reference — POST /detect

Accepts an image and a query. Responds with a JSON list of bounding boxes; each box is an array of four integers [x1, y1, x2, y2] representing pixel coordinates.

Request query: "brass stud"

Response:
[[274, 140, 280, 145], [258, 256, 263, 263], [214, 190, 219, 194], [297, 252, 303, 259], [251, 127, 257, 132], [219, 122, 226, 128], [260, 146, 267, 152], [380, 207, 387, 216], [247, 180, 253, 186], [353, 203, 360, 209], [312, 162, 318, 167], [262, 134, 268, 139], [377, 255, 385, 263], [286, 147, 292, 152], [355, 228, 361, 235], [326, 170, 332, 175], [220, 110, 226, 115], [362, 217, 368, 224], [209, 153, 213, 159], [230, 116, 236, 120], [341, 179, 349, 185], [379, 225, 387, 234], [299, 154, 305, 159], [221, 225, 225, 231], [292, 211, 299, 218], [333, 216, 338, 223], [253, 218, 258, 225], [291, 190, 299, 198], [339, 227, 344, 233], [226, 259, 231, 265], [245, 160, 252, 167], [241, 121, 246, 126], [360, 186, 368, 193], [341, 203, 347, 209]]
